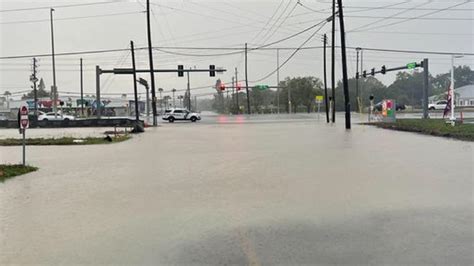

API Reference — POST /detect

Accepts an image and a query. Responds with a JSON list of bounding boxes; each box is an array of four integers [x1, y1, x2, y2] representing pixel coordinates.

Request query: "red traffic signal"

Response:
[[236, 83, 242, 91], [219, 83, 226, 91]]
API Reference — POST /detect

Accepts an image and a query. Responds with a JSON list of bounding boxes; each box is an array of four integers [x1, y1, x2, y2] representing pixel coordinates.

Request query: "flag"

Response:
[[443, 83, 453, 118]]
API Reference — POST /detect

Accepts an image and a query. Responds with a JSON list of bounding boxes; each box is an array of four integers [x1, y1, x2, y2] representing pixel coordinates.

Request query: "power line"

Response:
[[345, 15, 474, 21], [348, 1, 429, 32], [260, 1, 300, 45], [352, 1, 472, 32], [257, 0, 294, 44], [0, 1, 118, 13], [251, 21, 328, 83], [250, 0, 285, 43], [0, 11, 144, 25]]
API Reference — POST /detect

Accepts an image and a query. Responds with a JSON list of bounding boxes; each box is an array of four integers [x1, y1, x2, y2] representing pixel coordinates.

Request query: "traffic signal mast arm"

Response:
[[103, 67, 227, 75], [357, 61, 423, 79]]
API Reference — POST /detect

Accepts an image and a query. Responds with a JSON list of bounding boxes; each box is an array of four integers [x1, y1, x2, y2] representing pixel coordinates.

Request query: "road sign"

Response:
[[254, 85, 269, 90], [406, 62, 417, 69], [315, 95, 324, 103], [19, 105, 29, 129]]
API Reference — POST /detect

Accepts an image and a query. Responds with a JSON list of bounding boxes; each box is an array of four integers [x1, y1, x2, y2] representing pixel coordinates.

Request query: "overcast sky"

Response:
[[1, 0, 473, 99]]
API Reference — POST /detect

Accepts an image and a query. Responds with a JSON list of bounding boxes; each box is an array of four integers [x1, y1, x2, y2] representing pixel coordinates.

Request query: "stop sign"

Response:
[[19, 105, 29, 129]]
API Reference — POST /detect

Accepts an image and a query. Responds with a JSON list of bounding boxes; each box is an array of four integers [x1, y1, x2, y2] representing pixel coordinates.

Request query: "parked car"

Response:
[[373, 102, 406, 112], [429, 100, 452, 110], [38, 112, 76, 121], [162, 108, 201, 123]]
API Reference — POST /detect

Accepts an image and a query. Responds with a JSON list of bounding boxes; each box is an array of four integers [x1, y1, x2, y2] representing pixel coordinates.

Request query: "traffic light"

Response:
[[219, 83, 226, 91], [356, 72, 360, 79], [209, 65, 215, 77], [371, 68, 375, 76], [178, 65, 184, 77], [363, 70, 367, 78], [369, 94, 374, 101], [236, 82, 242, 91], [59, 101, 64, 106], [381, 65, 386, 74]]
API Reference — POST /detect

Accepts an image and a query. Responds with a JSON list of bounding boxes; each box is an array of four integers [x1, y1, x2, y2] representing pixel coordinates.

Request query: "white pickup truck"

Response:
[[162, 108, 201, 123]]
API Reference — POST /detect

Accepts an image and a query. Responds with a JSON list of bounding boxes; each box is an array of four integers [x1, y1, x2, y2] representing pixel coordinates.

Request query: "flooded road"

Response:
[[1, 114, 473, 265]]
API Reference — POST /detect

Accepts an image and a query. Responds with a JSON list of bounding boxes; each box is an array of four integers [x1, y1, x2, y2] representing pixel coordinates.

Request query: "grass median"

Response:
[[0, 164, 38, 182], [0, 134, 131, 146], [365, 119, 474, 141]]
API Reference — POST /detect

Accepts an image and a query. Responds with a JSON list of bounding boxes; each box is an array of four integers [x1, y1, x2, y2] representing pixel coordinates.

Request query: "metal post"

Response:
[[288, 84, 291, 114], [80, 58, 84, 116], [323, 34, 330, 123], [450, 55, 455, 123], [235, 67, 239, 114], [422, 58, 429, 119], [331, 0, 336, 123], [356, 48, 360, 113], [172, 89, 176, 108], [277, 48, 280, 114], [232, 76, 235, 113], [131, 41, 140, 123], [95, 65, 101, 119], [50, 8, 58, 118], [32, 58, 38, 119], [22, 129, 26, 166], [146, 86, 150, 118], [245, 43, 250, 114], [187, 67, 191, 110], [146, 0, 158, 126], [337, 0, 351, 129]]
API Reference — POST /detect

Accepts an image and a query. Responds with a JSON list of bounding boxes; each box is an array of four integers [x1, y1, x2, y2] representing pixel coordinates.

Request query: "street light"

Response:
[[172, 88, 176, 108], [450, 55, 464, 125], [50, 8, 58, 119]]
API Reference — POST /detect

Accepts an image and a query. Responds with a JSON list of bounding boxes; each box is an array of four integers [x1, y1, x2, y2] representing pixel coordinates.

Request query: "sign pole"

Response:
[[22, 129, 26, 166]]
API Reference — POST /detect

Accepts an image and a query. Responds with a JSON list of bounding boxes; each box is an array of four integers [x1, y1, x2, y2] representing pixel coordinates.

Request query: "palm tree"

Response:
[[172, 88, 176, 107]]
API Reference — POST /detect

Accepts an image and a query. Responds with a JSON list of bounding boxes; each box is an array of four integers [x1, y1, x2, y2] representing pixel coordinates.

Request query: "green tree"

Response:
[[432, 65, 474, 95], [21, 78, 50, 100], [279, 76, 323, 113]]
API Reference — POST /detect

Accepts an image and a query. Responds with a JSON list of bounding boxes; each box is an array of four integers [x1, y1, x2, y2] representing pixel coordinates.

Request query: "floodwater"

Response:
[[1, 114, 473, 265]]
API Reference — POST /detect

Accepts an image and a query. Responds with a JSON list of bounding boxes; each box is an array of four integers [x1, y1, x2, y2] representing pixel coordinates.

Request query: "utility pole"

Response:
[[422, 58, 429, 119], [356, 48, 360, 113], [80, 58, 84, 116], [187, 67, 191, 110], [31, 58, 38, 118], [235, 67, 239, 114], [450, 55, 456, 123], [131, 41, 140, 123], [323, 35, 329, 123], [245, 43, 250, 114], [276, 48, 280, 114], [331, 0, 336, 123], [95, 65, 101, 119], [360, 48, 364, 109], [232, 76, 235, 113], [194, 96, 197, 111], [50, 8, 58, 118], [337, 0, 351, 129], [146, 0, 158, 126]]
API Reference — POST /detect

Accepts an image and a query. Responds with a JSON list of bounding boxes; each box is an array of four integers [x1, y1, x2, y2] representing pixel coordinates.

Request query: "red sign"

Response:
[[19, 105, 29, 129]]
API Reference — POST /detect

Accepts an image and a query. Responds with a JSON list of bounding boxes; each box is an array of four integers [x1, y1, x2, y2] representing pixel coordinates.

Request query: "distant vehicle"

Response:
[[38, 112, 75, 121], [162, 108, 201, 123], [373, 102, 406, 112], [429, 100, 452, 110]]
